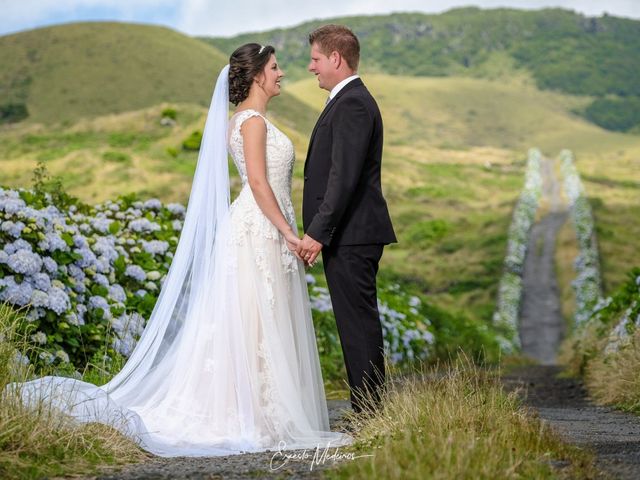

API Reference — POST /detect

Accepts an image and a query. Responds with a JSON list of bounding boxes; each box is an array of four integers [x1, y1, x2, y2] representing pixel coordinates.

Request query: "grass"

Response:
[[0, 303, 147, 479], [583, 328, 640, 414], [327, 357, 597, 479]]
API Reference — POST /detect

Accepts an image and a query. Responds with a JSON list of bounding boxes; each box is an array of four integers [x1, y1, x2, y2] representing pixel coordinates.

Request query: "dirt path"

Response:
[[504, 156, 640, 479], [519, 156, 567, 365], [502, 366, 640, 479]]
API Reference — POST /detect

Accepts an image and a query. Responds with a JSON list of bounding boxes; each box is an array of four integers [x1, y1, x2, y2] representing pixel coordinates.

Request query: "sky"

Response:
[[1, 0, 639, 37]]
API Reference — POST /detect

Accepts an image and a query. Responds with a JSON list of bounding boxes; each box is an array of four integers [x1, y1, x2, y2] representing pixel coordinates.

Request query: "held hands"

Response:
[[296, 234, 322, 267]]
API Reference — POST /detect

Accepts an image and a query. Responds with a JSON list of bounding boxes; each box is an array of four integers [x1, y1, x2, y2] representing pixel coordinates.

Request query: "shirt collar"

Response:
[[329, 74, 360, 100]]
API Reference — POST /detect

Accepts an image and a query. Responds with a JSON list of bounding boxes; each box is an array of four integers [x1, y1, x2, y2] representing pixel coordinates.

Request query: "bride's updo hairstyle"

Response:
[[229, 43, 276, 106]]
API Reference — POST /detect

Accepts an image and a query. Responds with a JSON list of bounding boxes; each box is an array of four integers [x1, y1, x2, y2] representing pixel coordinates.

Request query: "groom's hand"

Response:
[[297, 234, 322, 266]]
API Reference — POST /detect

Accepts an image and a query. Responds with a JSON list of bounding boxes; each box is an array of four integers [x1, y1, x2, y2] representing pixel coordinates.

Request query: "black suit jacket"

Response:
[[302, 78, 397, 246]]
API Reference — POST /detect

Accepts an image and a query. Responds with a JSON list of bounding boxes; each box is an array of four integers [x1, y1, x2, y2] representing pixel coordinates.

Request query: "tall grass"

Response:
[[329, 357, 596, 479], [0, 302, 146, 480], [583, 328, 640, 414]]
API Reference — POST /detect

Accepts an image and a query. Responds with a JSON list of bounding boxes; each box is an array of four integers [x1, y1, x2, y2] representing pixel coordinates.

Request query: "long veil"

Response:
[[101, 64, 231, 397]]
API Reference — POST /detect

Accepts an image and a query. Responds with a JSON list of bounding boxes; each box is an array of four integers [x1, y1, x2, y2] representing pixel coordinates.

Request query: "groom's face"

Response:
[[308, 42, 335, 92]]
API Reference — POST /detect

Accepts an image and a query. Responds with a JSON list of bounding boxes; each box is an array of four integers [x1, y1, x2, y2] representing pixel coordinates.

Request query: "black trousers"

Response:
[[322, 244, 385, 414]]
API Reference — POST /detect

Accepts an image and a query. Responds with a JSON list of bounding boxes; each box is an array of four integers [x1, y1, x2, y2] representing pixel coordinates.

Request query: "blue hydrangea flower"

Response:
[[167, 203, 186, 217], [31, 272, 52, 291], [30, 289, 49, 308], [0, 196, 26, 214], [47, 286, 71, 314], [30, 331, 48, 345], [93, 273, 110, 287], [143, 199, 162, 210], [128, 218, 161, 233], [38, 232, 69, 252], [108, 284, 126, 303], [75, 247, 97, 268], [55, 350, 70, 363], [0, 276, 33, 306], [4, 238, 33, 255], [73, 234, 89, 249], [66, 312, 84, 326], [68, 264, 85, 282], [171, 220, 182, 231], [92, 237, 118, 261], [42, 256, 58, 274], [125, 265, 147, 282], [38, 351, 56, 364], [95, 256, 111, 274], [88, 295, 110, 312], [140, 239, 169, 255], [91, 216, 113, 233], [12, 350, 30, 366], [2, 220, 25, 237], [113, 334, 136, 357]]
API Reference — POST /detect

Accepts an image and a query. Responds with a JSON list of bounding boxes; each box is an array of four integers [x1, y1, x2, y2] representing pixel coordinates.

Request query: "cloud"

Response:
[[1, 0, 176, 35]]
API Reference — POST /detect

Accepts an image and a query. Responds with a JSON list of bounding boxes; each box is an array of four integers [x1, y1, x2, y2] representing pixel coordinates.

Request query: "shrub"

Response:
[[0, 102, 29, 124], [181, 131, 202, 151]]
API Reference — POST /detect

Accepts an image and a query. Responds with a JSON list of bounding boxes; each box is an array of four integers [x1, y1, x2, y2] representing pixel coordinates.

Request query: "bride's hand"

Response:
[[283, 230, 301, 252]]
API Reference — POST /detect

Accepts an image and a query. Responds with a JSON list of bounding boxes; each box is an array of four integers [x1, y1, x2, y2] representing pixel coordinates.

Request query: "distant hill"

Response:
[[0, 22, 230, 124], [203, 8, 640, 132]]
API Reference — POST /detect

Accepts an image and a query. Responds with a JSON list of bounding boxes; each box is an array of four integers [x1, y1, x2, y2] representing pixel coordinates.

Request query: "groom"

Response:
[[297, 24, 397, 414]]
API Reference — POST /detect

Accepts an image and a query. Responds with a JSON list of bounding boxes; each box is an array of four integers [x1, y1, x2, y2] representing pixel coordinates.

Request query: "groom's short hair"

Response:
[[309, 24, 360, 71]]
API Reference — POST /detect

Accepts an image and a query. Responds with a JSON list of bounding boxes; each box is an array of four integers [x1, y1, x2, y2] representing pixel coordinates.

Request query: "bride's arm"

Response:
[[241, 116, 299, 248]]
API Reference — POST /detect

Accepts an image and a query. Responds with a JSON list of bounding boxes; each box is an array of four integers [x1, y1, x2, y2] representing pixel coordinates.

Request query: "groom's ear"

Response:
[[330, 51, 341, 68]]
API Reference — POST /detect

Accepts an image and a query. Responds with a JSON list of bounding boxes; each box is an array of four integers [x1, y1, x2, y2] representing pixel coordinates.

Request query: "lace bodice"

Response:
[[226, 109, 298, 274], [227, 109, 295, 200]]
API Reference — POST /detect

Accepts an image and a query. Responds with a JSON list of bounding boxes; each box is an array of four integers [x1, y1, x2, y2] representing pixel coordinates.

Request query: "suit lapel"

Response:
[[305, 78, 364, 174]]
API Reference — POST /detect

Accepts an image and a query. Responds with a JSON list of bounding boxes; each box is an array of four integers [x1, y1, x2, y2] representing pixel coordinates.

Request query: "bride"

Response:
[[12, 43, 353, 457]]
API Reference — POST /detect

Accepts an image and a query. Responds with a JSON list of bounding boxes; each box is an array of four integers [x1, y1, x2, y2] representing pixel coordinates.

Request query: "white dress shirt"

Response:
[[328, 74, 360, 102]]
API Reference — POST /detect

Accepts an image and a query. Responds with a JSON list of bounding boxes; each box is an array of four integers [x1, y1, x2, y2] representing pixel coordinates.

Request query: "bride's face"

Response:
[[256, 54, 284, 98]]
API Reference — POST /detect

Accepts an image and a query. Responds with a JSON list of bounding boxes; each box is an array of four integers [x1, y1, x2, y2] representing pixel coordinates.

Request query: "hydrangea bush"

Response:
[[492, 148, 543, 350], [593, 268, 640, 355], [560, 149, 603, 326], [1, 182, 436, 378], [0, 185, 185, 370], [304, 275, 435, 381]]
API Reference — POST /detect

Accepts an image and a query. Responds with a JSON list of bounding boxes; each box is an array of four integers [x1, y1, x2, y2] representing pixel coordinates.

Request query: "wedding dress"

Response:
[[10, 66, 353, 457]]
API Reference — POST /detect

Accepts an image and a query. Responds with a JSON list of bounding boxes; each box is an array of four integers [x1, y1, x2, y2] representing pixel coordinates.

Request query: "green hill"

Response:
[[0, 22, 230, 124], [203, 8, 640, 132]]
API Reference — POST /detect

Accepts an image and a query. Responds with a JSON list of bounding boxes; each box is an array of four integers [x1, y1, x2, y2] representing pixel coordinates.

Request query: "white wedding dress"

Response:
[[11, 68, 353, 457]]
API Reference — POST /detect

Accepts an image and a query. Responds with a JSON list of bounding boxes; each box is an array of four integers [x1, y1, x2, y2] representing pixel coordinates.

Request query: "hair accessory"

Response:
[[259, 45, 266, 54]]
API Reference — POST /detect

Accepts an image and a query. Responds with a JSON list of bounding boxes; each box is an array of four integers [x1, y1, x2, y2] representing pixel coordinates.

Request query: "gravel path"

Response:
[[519, 156, 567, 365], [78, 400, 354, 480], [502, 366, 640, 479], [506, 155, 640, 479]]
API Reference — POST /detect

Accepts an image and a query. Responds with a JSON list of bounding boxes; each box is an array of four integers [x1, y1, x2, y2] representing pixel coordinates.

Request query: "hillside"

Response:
[[203, 8, 640, 132], [0, 22, 230, 124]]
